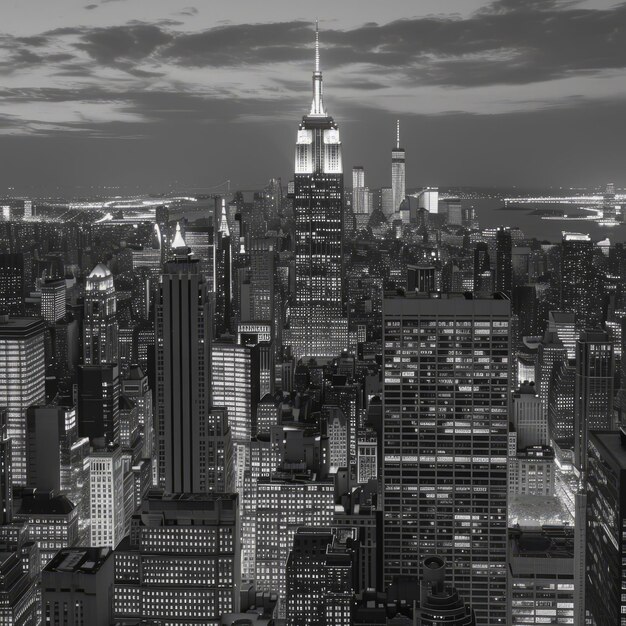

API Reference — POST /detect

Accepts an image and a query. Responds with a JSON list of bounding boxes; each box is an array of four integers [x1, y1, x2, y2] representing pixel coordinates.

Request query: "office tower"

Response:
[[442, 198, 463, 226], [0, 409, 11, 525], [560, 232, 597, 329], [26, 404, 90, 529], [512, 285, 539, 338], [0, 316, 45, 486], [391, 120, 406, 214], [256, 470, 335, 617], [495, 227, 512, 296], [352, 166, 365, 215], [548, 360, 575, 461], [43, 547, 114, 626], [211, 338, 252, 437], [381, 187, 394, 220], [131, 226, 162, 275], [77, 364, 120, 445], [121, 366, 153, 461], [324, 406, 348, 470], [83, 263, 118, 366], [418, 187, 439, 214], [512, 382, 547, 448], [255, 395, 280, 436], [0, 550, 39, 625], [548, 311, 577, 360], [286, 527, 357, 626], [52, 318, 80, 396], [585, 429, 626, 623], [508, 527, 574, 625], [291, 25, 347, 359], [473, 242, 493, 295], [41, 278, 66, 323], [382, 293, 509, 625], [23, 200, 32, 220], [240, 427, 284, 583], [89, 444, 125, 548], [243, 237, 275, 323], [14, 489, 78, 566], [112, 492, 240, 623], [574, 330, 614, 471], [155, 225, 214, 493], [0, 253, 25, 316]]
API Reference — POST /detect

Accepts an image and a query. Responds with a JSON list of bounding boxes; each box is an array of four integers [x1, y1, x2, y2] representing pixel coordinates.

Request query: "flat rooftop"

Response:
[[45, 547, 111, 575]]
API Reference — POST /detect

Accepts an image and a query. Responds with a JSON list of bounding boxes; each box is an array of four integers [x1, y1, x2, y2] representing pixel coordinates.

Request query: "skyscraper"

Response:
[[560, 232, 597, 329], [0, 253, 25, 316], [495, 227, 512, 297], [382, 293, 509, 625], [78, 364, 120, 445], [585, 429, 626, 623], [41, 278, 66, 323], [83, 263, 118, 365], [0, 315, 45, 486], [290, 24, 347, 359], [574, 329, 614, 471], [391, 120, 406, 214], [155, 224, 214, 493]]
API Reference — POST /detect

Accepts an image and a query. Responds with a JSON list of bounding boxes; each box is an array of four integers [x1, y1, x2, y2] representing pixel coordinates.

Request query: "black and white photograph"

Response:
[[0, 0, 624, 623]]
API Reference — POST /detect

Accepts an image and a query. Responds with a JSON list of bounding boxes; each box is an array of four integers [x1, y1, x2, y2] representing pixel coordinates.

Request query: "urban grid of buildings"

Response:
[[0, 24, 625, 626]]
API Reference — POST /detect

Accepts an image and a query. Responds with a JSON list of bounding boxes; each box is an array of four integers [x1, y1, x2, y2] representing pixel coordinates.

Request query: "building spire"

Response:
[[396, 119, 400, 149], [171, 221, 187, 250], [310, 20, 325, 116]]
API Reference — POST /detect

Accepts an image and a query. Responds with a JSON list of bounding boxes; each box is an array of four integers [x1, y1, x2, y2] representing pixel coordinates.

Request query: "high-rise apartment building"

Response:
[[391, 120, 406, 215], [83, 263, 118, 366], [290, 25, 347, 359], [0, 315, 45, 486], [112, 491, 240, 624], [382, 293, 509, 625]]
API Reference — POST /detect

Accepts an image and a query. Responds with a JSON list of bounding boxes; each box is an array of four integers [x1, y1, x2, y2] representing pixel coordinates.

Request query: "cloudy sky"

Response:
[[0, 0, 624, 195]]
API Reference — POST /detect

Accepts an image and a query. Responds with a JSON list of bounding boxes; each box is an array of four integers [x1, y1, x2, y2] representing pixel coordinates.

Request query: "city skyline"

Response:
[[1, 4, 626, 624], [1, 0, 626, 194]]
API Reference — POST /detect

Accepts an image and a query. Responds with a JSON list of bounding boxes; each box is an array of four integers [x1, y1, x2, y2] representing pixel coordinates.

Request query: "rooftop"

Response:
[[45, 547, 112, 574]]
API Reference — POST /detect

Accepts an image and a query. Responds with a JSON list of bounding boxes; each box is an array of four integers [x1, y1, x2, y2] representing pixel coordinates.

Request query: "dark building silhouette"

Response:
[[585, 429, 626, 623], [77, 364, 120, 446], [0, 253, 25, 316]]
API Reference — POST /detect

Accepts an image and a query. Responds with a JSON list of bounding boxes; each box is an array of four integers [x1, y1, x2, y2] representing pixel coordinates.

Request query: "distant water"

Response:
[[467, 198, 626, 243]]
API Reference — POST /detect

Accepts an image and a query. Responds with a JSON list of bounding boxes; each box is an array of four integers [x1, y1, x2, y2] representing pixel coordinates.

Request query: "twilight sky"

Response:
[[0, 0, 625, 195]]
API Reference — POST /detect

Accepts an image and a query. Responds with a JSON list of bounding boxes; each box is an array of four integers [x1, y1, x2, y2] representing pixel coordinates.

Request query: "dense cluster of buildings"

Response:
[[0, 25, 624, 625]]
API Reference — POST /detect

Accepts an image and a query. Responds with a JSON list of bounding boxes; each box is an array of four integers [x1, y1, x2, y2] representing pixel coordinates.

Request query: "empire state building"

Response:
[[289, 24, 348, 359]]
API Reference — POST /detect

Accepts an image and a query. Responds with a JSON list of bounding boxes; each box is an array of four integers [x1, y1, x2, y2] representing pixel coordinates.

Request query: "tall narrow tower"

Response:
[[83, 263, 118, 365], [290, 23, 347, 359], [391, 119, 406, 214]]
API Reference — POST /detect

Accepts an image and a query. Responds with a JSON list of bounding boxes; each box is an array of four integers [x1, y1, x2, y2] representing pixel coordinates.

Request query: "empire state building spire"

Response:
[[310, 21, 325, 117]]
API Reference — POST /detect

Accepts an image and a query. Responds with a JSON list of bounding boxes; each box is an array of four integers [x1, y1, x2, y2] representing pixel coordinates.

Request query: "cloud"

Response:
[[74, 23, 172, 63]]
